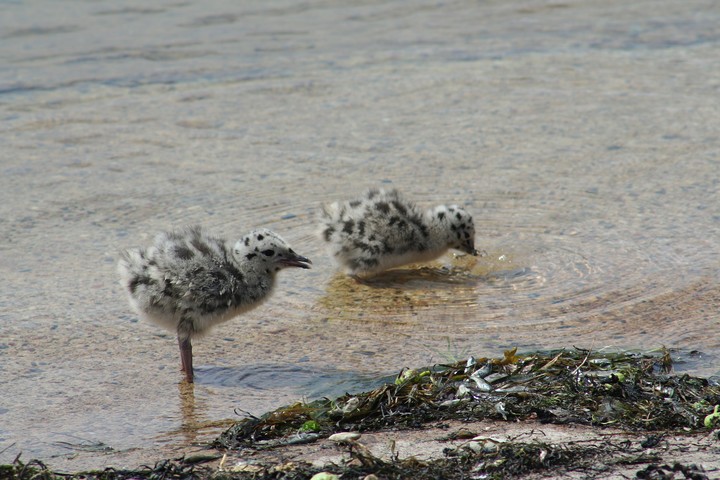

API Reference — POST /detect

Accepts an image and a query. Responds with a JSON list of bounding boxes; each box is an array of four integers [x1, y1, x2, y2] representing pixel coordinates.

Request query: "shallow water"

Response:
[[1, 0, 720, 470]]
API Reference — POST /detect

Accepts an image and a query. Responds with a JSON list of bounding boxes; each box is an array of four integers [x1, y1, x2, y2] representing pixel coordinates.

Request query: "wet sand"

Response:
[[209, 420, 720, 479], [1, 0, 720, 471]]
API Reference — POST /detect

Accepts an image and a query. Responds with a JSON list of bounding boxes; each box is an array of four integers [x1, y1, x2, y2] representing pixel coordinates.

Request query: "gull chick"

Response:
[[319, 188, 477, 276], [117, 225, 311, 383]]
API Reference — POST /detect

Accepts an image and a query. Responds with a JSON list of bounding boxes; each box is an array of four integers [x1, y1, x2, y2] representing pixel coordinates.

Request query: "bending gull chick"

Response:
[[319, 188, 477, 277]]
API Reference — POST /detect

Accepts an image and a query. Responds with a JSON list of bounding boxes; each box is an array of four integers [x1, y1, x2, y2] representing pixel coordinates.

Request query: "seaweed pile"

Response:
[[0, 455, 213, 480], [3, 348, 718, 480], [216, 348, 720, 450]]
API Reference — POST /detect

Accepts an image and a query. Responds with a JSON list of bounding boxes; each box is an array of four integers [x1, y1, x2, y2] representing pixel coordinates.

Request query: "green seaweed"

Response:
[[215, 348, 720, 451]]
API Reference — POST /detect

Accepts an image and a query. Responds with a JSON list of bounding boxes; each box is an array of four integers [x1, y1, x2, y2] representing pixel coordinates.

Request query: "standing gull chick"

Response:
[[117, 225, 311, 383], [319, 188, 478, 276]]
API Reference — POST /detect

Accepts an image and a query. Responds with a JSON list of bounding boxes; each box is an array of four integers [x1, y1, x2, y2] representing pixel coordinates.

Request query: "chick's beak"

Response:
[[279, 252, 312, 269], [463, 240, 479, 256]]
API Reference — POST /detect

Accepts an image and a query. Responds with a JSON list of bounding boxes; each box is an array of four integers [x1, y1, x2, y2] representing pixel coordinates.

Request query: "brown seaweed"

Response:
[[3, 348, 718, 480]]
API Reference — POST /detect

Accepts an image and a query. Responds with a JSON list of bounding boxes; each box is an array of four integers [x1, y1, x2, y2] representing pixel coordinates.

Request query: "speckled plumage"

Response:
[[117, 225, 310, 382], [319, 188, 477, 276]]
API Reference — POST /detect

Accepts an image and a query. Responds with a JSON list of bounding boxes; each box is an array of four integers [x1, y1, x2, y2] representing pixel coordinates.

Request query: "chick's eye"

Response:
[[262, 249, 275, 256]]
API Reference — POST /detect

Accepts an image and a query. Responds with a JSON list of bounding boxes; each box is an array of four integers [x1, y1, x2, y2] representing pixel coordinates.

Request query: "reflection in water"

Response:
[[318, 261, 481, 319], [162, 382, 236, 445], [177, 382, 199, 444], [316, 249, 537, 321]]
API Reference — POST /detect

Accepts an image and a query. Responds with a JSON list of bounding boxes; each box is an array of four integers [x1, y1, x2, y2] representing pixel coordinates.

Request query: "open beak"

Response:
[[279, 252, 312, 269]]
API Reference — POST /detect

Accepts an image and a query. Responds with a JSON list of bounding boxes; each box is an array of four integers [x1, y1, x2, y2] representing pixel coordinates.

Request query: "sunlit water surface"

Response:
[[1, 0, 719, 470]]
